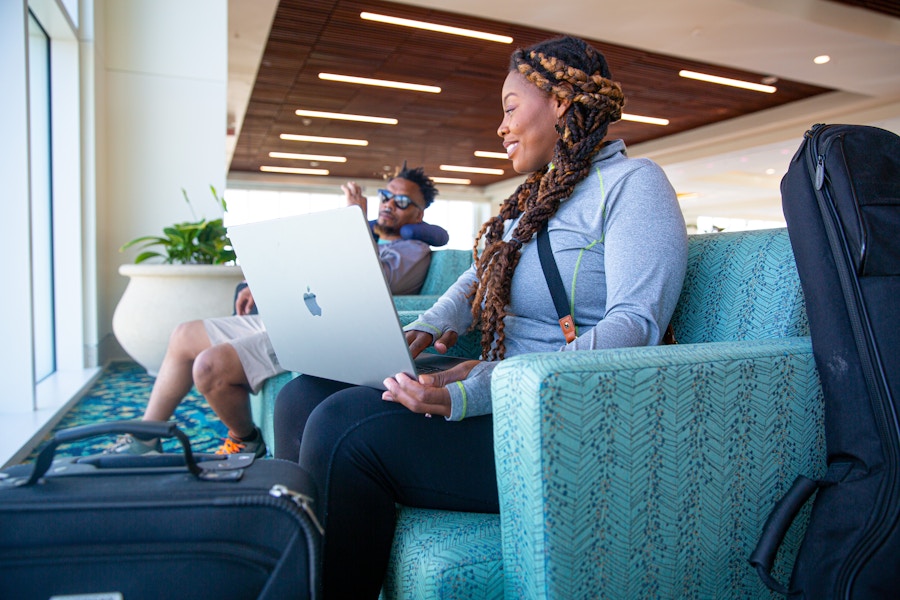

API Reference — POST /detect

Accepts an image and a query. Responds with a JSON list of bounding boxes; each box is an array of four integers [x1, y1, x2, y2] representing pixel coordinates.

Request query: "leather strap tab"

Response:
[[662, 323, 677, 345], [559, 315, 577, 343]]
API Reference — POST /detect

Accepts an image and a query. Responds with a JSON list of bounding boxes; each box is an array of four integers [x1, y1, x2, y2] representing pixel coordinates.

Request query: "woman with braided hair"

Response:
[[274, 35, 687, 598]]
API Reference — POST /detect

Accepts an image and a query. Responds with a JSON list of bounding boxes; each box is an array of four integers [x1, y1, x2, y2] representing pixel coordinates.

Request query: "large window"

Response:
[[1, 0, 87, 411], [224, 187, 487, 251], [29, 11, 56, 382], [1, 0, 92, 467]]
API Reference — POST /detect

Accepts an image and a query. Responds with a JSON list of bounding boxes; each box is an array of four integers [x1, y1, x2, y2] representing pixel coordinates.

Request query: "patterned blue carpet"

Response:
[[25, 361, 228, 462]]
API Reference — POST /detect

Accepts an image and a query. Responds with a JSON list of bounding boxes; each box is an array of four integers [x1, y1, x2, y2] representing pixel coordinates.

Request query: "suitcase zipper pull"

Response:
[[815, 155, 825, 190], [270, 484, 325, 535]]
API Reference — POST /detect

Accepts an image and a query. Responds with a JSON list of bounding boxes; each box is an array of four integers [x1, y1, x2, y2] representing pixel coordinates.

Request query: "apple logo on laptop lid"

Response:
[[303, 286, 322, 316]]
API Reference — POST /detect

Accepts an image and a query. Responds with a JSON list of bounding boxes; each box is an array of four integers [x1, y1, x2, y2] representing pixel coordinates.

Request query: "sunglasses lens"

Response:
[[379, 190, 414, 209]]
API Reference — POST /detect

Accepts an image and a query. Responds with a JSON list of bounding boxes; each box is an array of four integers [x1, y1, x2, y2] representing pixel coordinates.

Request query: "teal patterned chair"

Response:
[[391, 249, 473, 313], [256, 228, 825, 599], [380, 227, 825, 599]]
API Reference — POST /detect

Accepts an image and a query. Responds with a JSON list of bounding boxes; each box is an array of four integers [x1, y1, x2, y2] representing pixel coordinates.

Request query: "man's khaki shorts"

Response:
[[203, 314, 286, 393]]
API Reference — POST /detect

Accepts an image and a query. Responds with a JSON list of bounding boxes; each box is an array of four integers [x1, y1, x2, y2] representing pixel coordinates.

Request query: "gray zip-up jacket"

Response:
[[405, 139, 688, 420]]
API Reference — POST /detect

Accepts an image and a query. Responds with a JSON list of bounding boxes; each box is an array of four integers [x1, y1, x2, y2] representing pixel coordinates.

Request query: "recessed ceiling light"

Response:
[[432, 177, 472, 185], [814, 55, 831, 65], [268, 152, 347, 163], [621, 113, 670, 126], [260, 166, 330, 176], [440, 165, 505, 175], [295, 109, 398, 125], [280, 133, 369, 146], [360, 12, 512, 44], [318, 73, 441, 94], [679, 70, 777, 93], [474, 150, 508, 159]]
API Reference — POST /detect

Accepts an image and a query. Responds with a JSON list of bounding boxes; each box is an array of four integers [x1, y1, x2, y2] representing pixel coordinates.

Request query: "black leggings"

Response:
[[273, 375, 499, 599]]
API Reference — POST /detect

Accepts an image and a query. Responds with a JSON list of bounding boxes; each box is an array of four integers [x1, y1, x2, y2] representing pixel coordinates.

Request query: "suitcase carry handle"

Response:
[[23, 420, 203, 486], [749, 474, 820, 594]]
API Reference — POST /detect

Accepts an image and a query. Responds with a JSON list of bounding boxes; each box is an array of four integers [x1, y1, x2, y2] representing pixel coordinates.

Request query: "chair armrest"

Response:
[[393, 295, 442, 312], [491, 337, 825, 600], [396, 311, 481, 360]]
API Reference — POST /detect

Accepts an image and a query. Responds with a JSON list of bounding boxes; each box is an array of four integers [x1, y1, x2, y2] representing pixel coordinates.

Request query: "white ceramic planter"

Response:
[[112, 264, 245, 376]]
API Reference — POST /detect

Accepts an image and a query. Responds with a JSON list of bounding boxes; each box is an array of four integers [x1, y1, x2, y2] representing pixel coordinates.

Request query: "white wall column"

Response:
[[96, 0, 228, 363]]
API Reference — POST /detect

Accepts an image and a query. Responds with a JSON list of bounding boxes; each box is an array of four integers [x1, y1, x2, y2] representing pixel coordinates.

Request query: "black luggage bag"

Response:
[[750, 123, 900, 598], [0, 420, 322, 600]]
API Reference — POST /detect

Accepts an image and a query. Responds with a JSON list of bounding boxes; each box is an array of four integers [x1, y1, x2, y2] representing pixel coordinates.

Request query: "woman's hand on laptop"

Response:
[[381, 361, 480, 418], [405, 329, 458, 358]]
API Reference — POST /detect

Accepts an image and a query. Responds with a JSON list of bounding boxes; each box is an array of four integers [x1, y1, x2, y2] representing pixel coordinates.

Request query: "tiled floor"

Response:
[[3, 362, 228, 466]]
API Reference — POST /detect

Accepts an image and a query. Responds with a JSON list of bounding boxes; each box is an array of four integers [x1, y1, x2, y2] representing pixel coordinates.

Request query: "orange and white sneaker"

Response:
[[215, 428, 267, 458]]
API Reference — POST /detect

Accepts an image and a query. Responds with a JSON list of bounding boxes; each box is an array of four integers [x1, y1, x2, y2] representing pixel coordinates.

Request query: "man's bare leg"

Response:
[[143, 320, 213, 422], [193, 343, 256, 439]]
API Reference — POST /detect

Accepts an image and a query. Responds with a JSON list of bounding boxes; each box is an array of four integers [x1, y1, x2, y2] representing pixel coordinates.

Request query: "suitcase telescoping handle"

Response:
[[23, 420, 203, 486]]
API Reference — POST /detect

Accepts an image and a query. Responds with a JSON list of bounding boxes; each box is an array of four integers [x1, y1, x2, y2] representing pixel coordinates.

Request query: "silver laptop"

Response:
[[227, 206, 467, 390]]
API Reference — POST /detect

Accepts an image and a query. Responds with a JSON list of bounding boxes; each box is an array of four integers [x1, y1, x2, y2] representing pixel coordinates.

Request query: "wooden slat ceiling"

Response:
[[827, 0, 900, 19], [229, 0, 832, 187]]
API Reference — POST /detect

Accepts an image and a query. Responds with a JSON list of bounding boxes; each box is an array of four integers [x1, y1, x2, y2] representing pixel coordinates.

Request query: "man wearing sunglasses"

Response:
[[104, 165, 442, 458], [343, 164, 440, 295]]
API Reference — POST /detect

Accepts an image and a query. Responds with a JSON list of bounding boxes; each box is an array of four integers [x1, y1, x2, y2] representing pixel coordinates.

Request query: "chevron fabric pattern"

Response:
[[381, 507, 503, 600], [488, 227, 824, 599], [417, 249, 473, 296], [250, 371, 297, 455], [392, 294, 443, 312], [672, 229, 809, 343], [393, 250, 473, 313], [492, 338, 824, 599]]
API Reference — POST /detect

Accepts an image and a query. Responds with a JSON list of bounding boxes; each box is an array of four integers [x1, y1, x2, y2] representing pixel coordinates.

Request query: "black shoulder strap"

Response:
[[537, 222, 677, 346], [537, 222, 577, 343]]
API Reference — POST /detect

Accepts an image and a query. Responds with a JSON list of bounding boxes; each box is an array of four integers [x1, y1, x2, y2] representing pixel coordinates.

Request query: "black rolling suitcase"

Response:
[[0, 420, 322, 600], [750, 123, 900, 598]]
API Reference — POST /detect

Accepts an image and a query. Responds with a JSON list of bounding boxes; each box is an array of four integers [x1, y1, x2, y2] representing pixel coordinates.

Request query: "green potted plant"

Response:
[[113, 186, 245, 375], [119, 185, 237, 265]]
